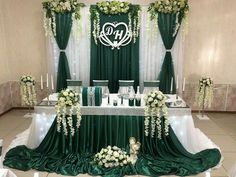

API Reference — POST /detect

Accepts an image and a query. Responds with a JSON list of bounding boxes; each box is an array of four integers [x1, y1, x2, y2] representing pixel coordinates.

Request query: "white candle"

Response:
[[34, 172, 39, 177], [51, 75, 54, 90], [46, 73, 49, 88], [176, 75, 179, 89], [40, 75, 43, 90], [183, 77, 186, 92], [170, 77, 173, 93]]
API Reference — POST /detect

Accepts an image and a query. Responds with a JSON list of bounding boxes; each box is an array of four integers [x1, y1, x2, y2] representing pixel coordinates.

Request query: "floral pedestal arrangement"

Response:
[[196, 77, 214, 120]]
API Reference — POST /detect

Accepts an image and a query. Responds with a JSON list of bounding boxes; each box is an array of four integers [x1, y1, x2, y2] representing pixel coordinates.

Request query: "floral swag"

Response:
[[90, 1, 141, 45], [20, 75, 37, 106], [144, 90, 169, 139], [196, 77, 214, 108], [55, 88, 82, 136], [148, 0, 189, 36], [42, 0, 85, 39]]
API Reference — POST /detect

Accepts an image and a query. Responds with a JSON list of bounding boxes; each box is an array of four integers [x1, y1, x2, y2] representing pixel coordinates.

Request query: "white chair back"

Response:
[[143, 80, 160, 95]]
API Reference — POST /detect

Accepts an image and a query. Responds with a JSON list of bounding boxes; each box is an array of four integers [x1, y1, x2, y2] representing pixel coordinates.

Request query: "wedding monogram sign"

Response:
[[99, 22, 132, 49]]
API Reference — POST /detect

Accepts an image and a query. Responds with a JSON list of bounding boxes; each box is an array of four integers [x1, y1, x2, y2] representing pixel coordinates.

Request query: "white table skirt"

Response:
[[1, 94, 223, 168]]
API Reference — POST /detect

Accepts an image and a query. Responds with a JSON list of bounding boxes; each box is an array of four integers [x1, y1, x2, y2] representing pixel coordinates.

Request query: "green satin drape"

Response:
[[4, 115, 221, 177], [158, 13, 182, 94], [90, 6, 139, 93], [55, 13, 72, 92]]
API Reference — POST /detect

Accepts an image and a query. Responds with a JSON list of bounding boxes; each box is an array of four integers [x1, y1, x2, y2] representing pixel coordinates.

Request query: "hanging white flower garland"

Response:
[[55, 88, 82, 136], [196, 77, 214, 108], [20, 75, 37, 106], [42, 0, 85, 40], [91, 1, 141, 45], [144, 90, 169, 139]]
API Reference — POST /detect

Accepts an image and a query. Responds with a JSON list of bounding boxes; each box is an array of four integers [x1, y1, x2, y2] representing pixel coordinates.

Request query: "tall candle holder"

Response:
[[41, 74, 54, 106]]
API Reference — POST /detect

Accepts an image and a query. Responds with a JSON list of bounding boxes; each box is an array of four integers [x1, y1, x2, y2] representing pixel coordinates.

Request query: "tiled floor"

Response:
[[1, 109, 236, 177]]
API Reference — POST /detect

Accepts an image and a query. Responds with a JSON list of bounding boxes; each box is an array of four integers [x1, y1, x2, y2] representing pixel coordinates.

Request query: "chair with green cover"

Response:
[[93, 80, 109, 98], [66, 80, 82, 94], [143, 80, 160, 95]]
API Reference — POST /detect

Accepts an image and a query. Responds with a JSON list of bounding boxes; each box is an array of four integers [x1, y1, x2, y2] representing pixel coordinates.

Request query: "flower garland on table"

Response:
[[20, 75, 37, 106], [90, 1, 141, 44], [144, 90, 169, 139], [148, 0, 189, 36], [55, 88, 81, 136], [196, 77, 214, 108], [94, 145, 131, 168], [42, 0, 85, 37]]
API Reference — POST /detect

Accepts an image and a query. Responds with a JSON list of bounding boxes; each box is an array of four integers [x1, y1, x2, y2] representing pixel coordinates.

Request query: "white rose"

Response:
[[98, 161, 103, 166], [102, 159, 107, 163], [59, 97, 65, 102], [113, 151, 119, 158], [148, 97, 153, 102], [119, 155, 124, 160], [64, 1, 70, 8], [63, 91, 68, 96], [69, 92, 74, 97], [157, 95, 162, 100], [123, 160, 127, 164], [151, 93, 155, 98], [104, 163, 109, 168], [105, 155, 110, 160], [108, 150, 113, 155]]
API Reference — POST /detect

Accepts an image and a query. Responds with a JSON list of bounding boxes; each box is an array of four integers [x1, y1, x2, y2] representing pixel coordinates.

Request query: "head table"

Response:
[[2, 94, 222, 177]]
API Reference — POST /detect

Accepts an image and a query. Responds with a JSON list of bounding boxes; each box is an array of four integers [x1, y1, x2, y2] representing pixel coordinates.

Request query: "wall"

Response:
[[0, 1, 12, 114], [184, 0, 236, 84], [0, 0, 236, 112]]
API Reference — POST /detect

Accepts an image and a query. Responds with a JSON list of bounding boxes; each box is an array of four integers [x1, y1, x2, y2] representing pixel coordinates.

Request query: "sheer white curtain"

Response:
[[46, 6, 184, 92], [139, 6, 184, 93], [139, 6, 165, 91], [46, 7, 91, 87]]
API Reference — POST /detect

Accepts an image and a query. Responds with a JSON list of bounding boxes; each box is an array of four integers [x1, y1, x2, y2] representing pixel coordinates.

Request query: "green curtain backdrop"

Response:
[[55, 13, 72, 92], [90, 6, 139, 93], [4, 115, 221, 177], [158, 13, 183, 94]]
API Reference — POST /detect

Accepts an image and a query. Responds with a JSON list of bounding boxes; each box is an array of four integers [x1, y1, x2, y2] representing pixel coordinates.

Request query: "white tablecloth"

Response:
[[1, 94, 222, 168], [0, 169, 17, 177]]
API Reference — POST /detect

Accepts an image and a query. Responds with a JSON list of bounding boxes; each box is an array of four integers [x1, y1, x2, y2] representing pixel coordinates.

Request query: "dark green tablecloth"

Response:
[[4, 115, 221, 177]]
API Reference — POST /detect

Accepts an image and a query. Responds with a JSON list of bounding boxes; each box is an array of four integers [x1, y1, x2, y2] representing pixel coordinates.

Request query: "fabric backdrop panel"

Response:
[[47, 6, 184, 94], [90, 6, 139, 93]]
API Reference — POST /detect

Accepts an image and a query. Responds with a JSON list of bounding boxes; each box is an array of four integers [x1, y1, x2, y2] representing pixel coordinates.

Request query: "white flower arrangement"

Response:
[[97, 1, 130, 15], [55, 88, 82, 136], [20, 75, 37, 106], [144, 90, 169, 139], [196, 77, 214, 108], [148, 0, 189, 37], [90, 1, 141, 45], [94, 145, 131, 168], [42, 0, 85, 37]]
